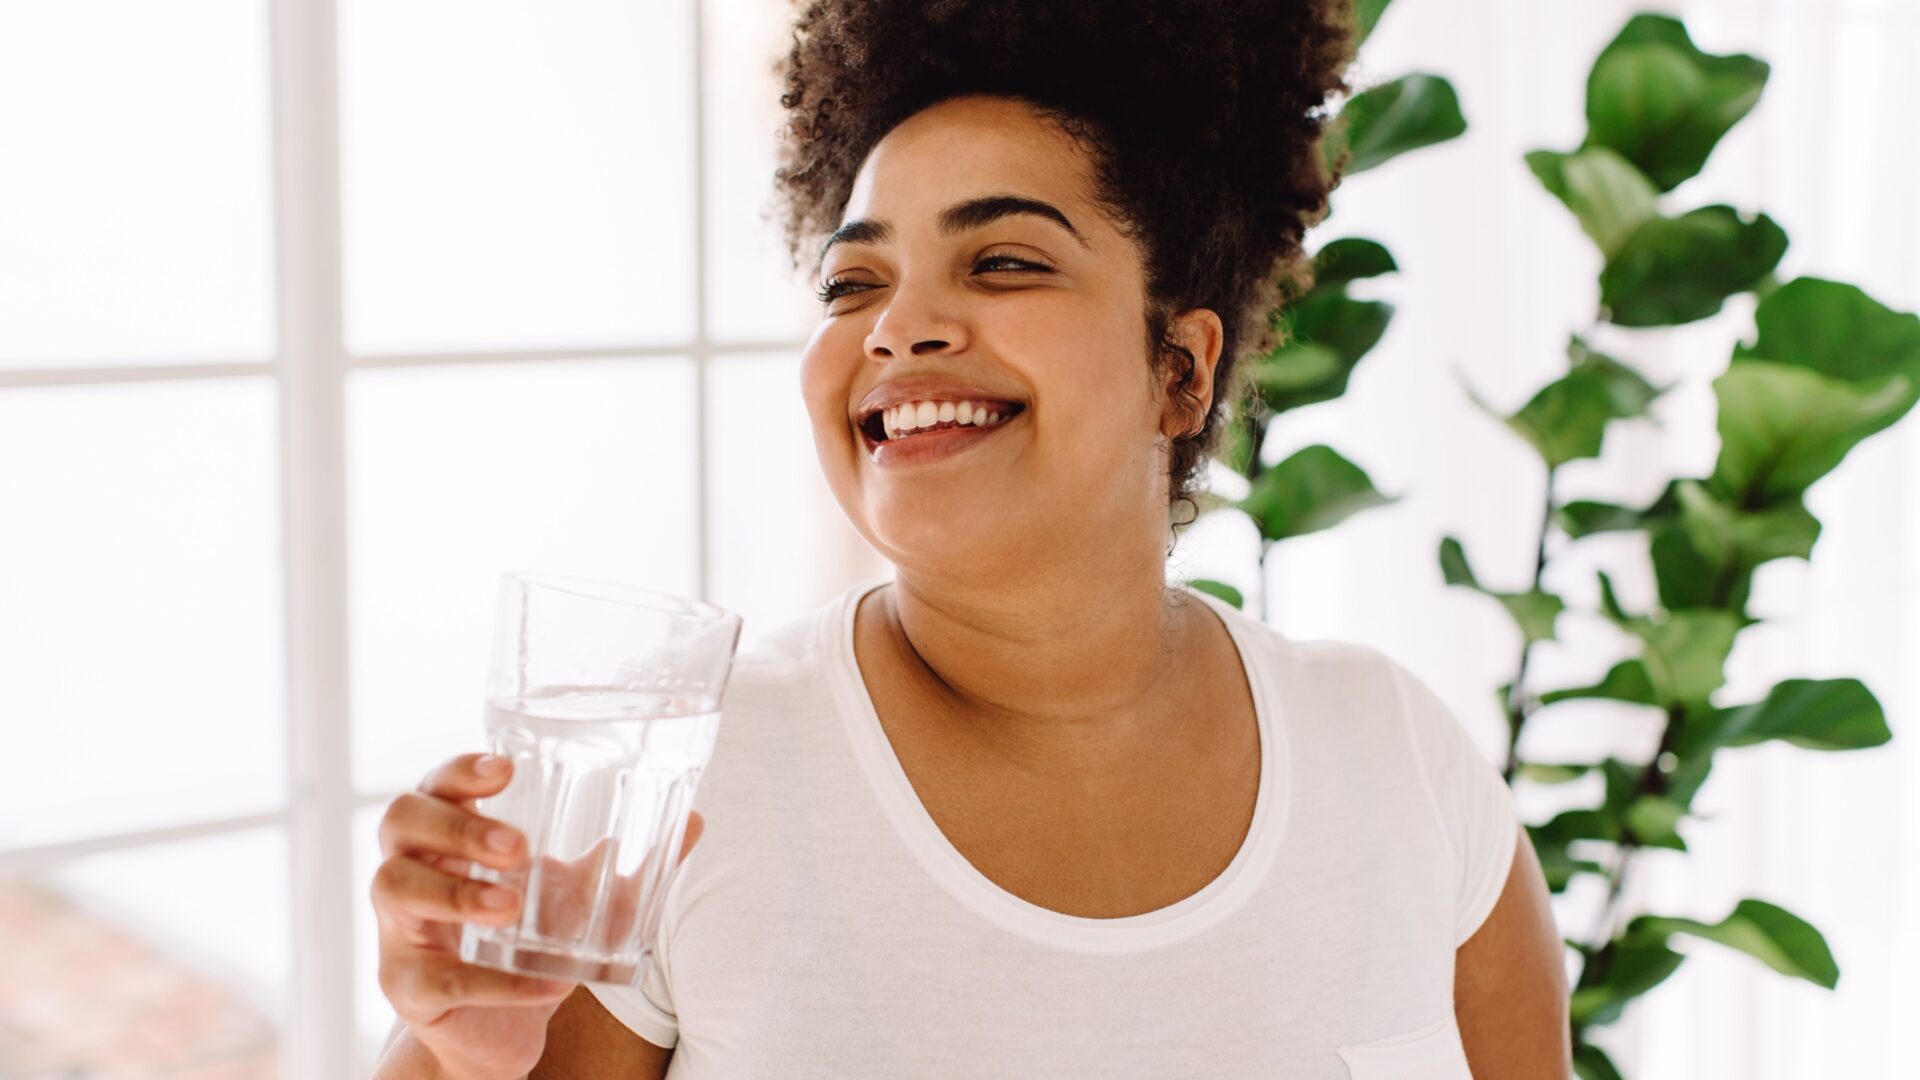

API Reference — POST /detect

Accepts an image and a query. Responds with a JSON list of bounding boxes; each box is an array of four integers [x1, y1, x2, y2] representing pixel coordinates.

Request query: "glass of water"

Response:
[[458, 571, 742, 986]]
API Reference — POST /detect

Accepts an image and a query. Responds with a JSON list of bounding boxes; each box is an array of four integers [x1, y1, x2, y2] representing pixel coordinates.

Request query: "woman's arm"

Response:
[[1455, 823, 1572, 1078], [371, 987, 672, 1080], [526, 985, 675, 1079]]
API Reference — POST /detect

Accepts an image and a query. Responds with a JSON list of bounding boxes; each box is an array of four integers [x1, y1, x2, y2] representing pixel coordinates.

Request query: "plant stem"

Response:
[[1582, 703, 1683, 969], [1501, 468, 1557, 783]]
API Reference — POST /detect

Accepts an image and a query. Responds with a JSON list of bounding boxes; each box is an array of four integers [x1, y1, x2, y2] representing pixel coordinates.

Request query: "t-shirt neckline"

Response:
[[827, 576, 1290, 954]]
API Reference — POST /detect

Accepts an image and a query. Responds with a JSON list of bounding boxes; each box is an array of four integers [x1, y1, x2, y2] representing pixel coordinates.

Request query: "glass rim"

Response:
[[502, 570, 741, 627]]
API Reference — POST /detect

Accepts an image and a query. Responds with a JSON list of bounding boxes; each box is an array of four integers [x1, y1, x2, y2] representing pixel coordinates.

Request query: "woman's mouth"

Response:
[[859, 403, 1027, 467]]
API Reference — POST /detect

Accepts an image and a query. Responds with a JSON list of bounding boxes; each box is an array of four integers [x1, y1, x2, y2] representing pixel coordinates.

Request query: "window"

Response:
[[0, 1, 857, 1076]]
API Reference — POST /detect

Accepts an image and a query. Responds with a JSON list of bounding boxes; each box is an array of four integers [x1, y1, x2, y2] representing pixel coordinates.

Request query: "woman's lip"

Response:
[[860, 410, 1023, 466]]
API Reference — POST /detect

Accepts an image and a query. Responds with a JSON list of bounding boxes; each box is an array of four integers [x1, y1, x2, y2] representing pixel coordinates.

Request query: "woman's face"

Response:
[[799, 94, 1202, 584]]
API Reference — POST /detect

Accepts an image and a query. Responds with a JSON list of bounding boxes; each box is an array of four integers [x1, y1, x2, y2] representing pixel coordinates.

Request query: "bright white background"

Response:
[[0, 1, 1911, 1077]]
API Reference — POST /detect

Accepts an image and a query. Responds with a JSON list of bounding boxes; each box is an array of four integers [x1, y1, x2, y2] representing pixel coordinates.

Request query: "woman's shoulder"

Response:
[[1191, 596, 1442, 751], [1183, 586, 1401, 688]]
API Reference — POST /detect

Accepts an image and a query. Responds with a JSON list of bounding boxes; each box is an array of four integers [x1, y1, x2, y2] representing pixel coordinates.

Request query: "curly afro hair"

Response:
[[771, 0, 1359, 538]]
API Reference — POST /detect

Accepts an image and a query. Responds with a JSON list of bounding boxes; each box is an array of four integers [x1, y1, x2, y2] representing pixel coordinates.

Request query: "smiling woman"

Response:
[[370, 2, 1566, 1078]]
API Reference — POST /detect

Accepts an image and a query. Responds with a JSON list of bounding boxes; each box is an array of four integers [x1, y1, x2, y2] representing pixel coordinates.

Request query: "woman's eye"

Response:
[[976, 253, 1052, 275], [814, 278, 867, 304], [814, 255, 1052, 306]]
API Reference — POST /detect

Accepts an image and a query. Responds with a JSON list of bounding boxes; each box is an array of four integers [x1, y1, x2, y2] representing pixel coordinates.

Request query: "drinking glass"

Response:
[[458, 571, 742, 985]]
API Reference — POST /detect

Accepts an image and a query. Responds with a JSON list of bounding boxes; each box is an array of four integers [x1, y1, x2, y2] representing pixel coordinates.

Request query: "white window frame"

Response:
[[0, 1, 802, 1075]]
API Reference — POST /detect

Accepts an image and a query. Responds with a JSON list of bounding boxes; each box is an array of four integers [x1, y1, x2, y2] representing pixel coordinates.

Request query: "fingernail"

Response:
[[476, 754, 507, 777], [487, 827, 518, 853], [480, 886, 516, 909]]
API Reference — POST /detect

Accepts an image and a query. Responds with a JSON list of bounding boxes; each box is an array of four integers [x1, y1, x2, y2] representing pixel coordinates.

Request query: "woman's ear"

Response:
[[1161, 307, 1225, 438]]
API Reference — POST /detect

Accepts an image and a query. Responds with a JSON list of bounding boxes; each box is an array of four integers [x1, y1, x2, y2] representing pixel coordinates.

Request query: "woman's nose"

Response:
[[864, 279, 964, 359]]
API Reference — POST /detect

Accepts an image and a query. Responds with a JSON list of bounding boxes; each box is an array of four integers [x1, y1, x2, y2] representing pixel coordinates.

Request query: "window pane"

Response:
[[0, 0, 274, 367], [347, 359, 700, 793], [3, 827, 288, 1076], [341, 0, 697, 355], [702, 0, 821, 344], [706, 352, 887, 648], [0, 379, 286, 847]]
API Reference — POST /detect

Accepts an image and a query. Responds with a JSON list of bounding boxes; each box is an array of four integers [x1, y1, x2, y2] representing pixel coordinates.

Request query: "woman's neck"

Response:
[[862, 568, 1209, 777]]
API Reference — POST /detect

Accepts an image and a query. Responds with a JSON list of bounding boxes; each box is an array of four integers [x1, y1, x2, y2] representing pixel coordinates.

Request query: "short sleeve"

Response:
[[1382, 654, 1521, 947], [584, 860, 688, 1048]]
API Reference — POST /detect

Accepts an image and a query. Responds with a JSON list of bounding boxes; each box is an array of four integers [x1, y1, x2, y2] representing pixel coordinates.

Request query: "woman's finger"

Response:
[[417, 752, 515, 804], [378, 790, 525, 870], [681, 810, 704, 860], [371, 853, 523, 930], [382, 950, 575, 1022]]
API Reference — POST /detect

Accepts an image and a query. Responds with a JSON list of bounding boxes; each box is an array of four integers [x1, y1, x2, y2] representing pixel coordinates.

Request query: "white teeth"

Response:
[[879, 399, 1019, 439]]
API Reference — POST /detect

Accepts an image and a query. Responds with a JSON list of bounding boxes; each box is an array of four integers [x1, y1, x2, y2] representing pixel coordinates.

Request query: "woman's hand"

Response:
[[370, 752, 703, 1080]]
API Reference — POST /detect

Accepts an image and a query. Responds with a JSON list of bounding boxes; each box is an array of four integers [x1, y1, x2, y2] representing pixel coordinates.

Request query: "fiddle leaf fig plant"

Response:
[[1190, 8, 1911, 1075], [1184, 0, 1463, 619], [1433, 13, 1912, 1077]]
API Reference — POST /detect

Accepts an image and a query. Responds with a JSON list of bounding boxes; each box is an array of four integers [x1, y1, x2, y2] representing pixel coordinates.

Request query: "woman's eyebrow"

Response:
[[814, 193, 1090, 276]]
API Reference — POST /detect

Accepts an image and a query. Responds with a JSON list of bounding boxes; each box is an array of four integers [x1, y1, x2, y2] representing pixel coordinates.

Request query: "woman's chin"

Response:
[[867, 508, 1027, 570]]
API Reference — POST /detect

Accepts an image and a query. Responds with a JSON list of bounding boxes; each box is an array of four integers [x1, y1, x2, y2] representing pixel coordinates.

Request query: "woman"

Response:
[[371, 1, 1570, 1077]]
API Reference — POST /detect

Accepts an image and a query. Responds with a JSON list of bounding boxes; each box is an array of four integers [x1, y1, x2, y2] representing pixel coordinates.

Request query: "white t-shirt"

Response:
[[587, 577, 1519, 1079]]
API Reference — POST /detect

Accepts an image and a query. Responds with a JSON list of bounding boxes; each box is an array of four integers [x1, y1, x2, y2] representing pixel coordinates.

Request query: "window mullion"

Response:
[[269, 0, 356, 1076], [692, 0, 712, 604]]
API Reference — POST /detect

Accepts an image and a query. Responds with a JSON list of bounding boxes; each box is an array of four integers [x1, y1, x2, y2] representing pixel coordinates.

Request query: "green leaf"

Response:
[[1624, 795, 1688, 850], [1571, 937, 1687, 1026], [1287, 292, 1394, 367], [1437, 536, 1476, 588], [1539, 806, 1621, 847], [1596, 570, 1629, 622], [1602, 607, 1742, 708], [1558, 500, 1646, 538], [1324, 73, 1467, 177], [1437, 537, 1566, 644], [1465, 335, 1665, 472], [1601, 206, 1788, 327], [1257, 293, 1393, 414], [1492, 371, 1619, 468], [1569, 334, 1668, 419], [1709, 360, 1914, 507], [1540, 659, 1660, 707], [1673, 479, 1820, 568], [1309, 237, 1398, 293], [1561, 483, 1683, 540], [1677, 678, 1892, 758], [1182, 579, 1245, 610], [1736, 277, 1920, 419], [1526, 822, 1609, 893], [1350, 0, 1393, 45], [1526, 146, 1659, 258], [1629, 899, 1839, 988], [1584, 14, 1769, 192], [1500, 590, 1567, 646], [1537, 848, 1608, 894], [1250, 341, 1346, 402], [1516, 761, 1597, 784], [1237, 445, 1397, 542], [1663, 707, 1721, 807], [1213, 403, 1259, 475], [1574, 1042, 1626, 1080], [1651, 480, 1821, 612]]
